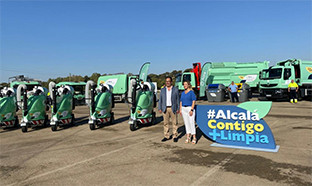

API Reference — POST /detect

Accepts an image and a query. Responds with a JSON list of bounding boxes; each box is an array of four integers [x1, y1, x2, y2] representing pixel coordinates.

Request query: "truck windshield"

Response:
[[261, 68, 282, 80], [175, 74, 182, 83], [182, 74, 191, 82], [13, 84, 41, 91], [72, 85, 85, 95]]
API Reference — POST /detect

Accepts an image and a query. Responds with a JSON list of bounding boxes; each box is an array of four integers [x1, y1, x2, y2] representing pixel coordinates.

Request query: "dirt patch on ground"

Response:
[[162, 147, 311, 185], [0, 165, 21, 176]]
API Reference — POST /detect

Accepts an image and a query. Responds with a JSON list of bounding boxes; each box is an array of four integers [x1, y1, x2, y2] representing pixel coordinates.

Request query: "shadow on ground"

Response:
[[94, 115, 130, 131], [135, 116, 163, 131], [152, 142, 312, 186]]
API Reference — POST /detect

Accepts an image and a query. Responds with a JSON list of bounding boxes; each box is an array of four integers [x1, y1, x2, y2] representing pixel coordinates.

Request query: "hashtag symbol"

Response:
[[207, 109, 216, 119]]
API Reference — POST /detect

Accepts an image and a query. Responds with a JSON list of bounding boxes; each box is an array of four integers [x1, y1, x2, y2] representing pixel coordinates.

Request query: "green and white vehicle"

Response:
[[10, 75, 41, 91], [85, 80, 114, 130], [57, 82, 86, 105], [128, 62, 156, 131], [0, 87, 19, 129], [49, 82, 75, 131], [17, 85, 49, 132], [97, 74, 129, 102], [198, 61, 269, 98], [259, 59, 312, 100], [175, 61, 269, 98]]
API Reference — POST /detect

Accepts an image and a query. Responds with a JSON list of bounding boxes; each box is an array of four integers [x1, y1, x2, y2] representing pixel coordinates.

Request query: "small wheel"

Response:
[[89, 123, 95, 130], [21, 126, 27, 133], [130, 124, 135, 131], [51, 125, 57, 131], [130, 120, 137, 131], [109, 112, 114, 124], [14, 116, 19, 128]]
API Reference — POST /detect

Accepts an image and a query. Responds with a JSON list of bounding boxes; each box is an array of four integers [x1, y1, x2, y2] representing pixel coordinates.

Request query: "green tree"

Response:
[[90, 73, 101, 83]]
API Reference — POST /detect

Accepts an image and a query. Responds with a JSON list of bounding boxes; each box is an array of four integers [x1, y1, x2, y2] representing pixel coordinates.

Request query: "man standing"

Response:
[[288, 79, 299, 103], [158, 76, 180, 142], [228, 81, 239, 102]]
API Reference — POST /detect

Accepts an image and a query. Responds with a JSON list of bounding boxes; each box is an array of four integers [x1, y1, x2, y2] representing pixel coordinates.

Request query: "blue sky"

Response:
[[1, 1, 311, 83]]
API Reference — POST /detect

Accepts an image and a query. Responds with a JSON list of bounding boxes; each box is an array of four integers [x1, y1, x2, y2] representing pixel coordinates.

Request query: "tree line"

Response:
[[1, 69, 193, 89]]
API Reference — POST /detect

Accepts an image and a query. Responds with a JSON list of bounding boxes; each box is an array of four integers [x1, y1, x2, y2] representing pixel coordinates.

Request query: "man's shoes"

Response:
[[295, 99, 298, 103], [161, 137, 171, 142], [173, 138, 178, 143], [290, 99, 293, 103]]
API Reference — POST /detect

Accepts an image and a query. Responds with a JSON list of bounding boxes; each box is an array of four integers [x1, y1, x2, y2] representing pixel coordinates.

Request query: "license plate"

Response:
[[266, 94, 272, 97]]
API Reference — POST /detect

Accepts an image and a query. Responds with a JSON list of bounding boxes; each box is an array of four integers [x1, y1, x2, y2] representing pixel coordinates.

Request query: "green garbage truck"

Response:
[[175, 63, 201, 95], [57, 82, 86, 105], [97, 74, 140, 102], [176, 61, 269, 98], [9, 75, 41, 91], [259, 59, 312, 100]]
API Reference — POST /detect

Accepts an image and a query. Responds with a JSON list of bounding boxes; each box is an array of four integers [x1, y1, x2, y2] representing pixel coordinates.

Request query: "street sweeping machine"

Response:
[[128, 62, 156, 131], [49, 82, 75, 131], [85, 81, 114, 130], [17, 85, 49, 132], [0, 87, 19, 129]]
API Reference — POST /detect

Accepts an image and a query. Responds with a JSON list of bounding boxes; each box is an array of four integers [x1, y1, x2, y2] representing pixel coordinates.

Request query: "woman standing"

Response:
[[180, 81, 197, 144]]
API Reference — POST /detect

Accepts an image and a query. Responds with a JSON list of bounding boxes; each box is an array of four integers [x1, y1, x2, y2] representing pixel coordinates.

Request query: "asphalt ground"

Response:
[[1, 99, 311, 186]]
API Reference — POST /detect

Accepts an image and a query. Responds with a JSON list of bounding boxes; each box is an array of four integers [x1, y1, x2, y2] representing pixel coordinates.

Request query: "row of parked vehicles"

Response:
[[1, 59, 311, 132], [176, 59, 312, 101], [0, 63, 157, 132]]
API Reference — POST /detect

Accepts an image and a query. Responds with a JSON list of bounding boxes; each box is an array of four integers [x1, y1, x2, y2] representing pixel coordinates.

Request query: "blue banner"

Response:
[[196, 104, 277, 150]]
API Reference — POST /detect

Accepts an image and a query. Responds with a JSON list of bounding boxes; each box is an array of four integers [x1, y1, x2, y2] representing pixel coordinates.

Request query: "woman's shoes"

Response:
[[185, 137, 196, 144], [192, 138, 197, 144], [185, 138, 190, 143]]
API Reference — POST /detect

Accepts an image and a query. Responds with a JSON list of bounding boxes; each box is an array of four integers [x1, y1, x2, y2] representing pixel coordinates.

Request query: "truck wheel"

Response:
[[89, 123, 95, 130], [14, 116, 19, 128], [51, 125, 57, 131], [297, 92, 302, 101], [21, 126, 27, 133], [130, 121, 138, 131]]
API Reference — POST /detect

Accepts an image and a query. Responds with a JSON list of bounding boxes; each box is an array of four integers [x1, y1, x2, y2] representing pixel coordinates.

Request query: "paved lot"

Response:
[[1, 99, 311, 186]]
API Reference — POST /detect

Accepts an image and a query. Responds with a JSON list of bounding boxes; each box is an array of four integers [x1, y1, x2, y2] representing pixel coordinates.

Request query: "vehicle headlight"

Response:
[[138, 109, 148, 116], [61, 111, 68, 117], [52, 115, 58, 122], [24, 118, 29, 123], [99, 109, 107, 116]]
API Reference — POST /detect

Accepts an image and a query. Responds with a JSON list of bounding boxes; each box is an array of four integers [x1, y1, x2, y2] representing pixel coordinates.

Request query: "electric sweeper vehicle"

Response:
[[0, 87, 19, 129], [128, 62, 157, 131], [17, 84, 49, 132], [85, 81, 114, 130], [49, 82, 75, 131]]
